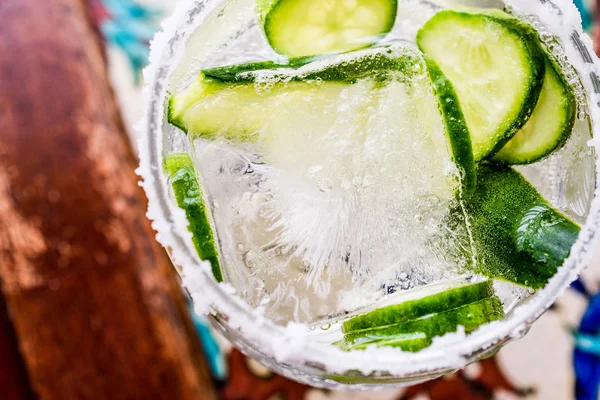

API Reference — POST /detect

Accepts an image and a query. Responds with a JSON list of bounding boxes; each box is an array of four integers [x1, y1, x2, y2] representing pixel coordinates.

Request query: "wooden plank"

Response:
[[0, 0, 218, 399]]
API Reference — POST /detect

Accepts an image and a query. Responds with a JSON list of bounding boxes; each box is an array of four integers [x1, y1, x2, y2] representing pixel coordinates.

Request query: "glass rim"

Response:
[[138, 0, 600, 388]]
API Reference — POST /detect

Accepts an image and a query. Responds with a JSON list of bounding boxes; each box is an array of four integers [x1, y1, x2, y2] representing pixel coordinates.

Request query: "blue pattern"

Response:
[[574, 0, 593, 31], [188, 301, 228, 381], [97, 0, 161, 80], [571, 279, 600, 399]]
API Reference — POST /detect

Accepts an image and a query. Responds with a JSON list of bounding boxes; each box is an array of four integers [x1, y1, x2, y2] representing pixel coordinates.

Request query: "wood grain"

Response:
[[0, 0, 217, 399]]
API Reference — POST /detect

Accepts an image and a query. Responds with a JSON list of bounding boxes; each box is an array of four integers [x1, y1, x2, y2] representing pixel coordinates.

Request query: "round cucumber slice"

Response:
[[163, 153, 223, 282], [417, 9, 545, 161], [259, 0, 398, 57], [492, 58, 576, 165]]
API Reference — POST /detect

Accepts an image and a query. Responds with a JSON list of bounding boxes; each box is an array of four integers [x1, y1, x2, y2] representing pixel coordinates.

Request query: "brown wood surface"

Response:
[[0, 0, 218, 399], [0, 291, 35, 400]]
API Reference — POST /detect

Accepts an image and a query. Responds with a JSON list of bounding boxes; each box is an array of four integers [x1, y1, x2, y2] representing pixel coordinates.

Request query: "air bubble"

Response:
[[251, 154, 265, 165], [243, 251, 256, 269], [318, 179, 333, 192]]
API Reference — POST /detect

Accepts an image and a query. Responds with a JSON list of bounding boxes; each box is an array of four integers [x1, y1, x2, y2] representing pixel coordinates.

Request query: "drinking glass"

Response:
[[139, 0, 600, 388]]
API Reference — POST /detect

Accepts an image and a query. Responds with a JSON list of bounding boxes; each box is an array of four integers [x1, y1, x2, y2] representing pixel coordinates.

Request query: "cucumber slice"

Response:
[[425, 57, 476, 196], [492, 58, 576, 164], [202, 57, 316, 82], [341, 333, 432, 352], [176, 78, 358, 140], [342, 296, 504, 351], [257, 0, 398, 57], [168, 46, 425, 134], [466, 164, 580, 288], [342, 281, 495, 333], [417, 9, 545, 161], [167, 46, 472, 200], [163, 153, 223, 282], [168, 76, 225, 134], [201, 46, 423, 84]]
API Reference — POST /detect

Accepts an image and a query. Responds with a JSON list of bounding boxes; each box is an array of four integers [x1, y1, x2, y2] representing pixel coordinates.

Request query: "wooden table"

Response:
[[0, 0, 217, 398]]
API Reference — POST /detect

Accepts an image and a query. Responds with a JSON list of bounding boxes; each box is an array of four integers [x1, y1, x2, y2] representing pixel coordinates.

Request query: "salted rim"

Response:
[[137, 0, 600, 387]]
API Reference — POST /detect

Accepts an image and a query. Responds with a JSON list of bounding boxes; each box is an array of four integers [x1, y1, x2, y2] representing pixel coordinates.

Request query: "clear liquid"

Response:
[[166, 0, 596, 327], [189, 60, 472, 324]]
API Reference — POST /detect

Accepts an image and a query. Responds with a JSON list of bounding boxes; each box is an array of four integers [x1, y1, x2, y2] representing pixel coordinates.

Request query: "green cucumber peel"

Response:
[[342, 281, 494, 333], [163, 153, 223, 282], [342, 296, 504, 351], [465, 164, 580, 288], [425, 57, 476, 197], [492, 57, 577, 165]]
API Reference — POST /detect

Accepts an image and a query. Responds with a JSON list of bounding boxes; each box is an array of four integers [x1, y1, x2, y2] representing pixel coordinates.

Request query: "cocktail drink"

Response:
[[141, 0, 600, 387]]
